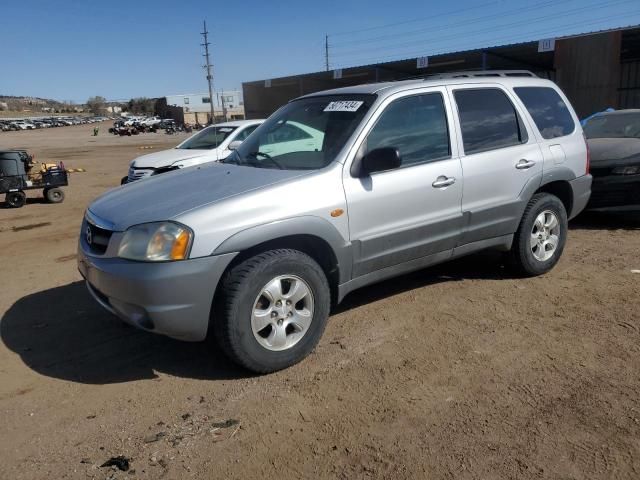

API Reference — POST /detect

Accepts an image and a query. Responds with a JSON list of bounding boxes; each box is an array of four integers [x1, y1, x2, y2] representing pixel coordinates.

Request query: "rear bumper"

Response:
[[77, 243, 237, 341], [568, 174, 592, 219], [587, 174, 640, 209]]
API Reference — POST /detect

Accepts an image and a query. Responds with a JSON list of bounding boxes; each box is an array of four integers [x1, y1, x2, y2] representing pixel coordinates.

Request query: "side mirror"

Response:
[[228, 140, 242, 151], [355, 147, 401, 177]]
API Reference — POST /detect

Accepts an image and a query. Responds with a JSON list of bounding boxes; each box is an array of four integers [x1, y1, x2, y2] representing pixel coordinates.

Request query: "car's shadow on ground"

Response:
[[0, 281, 252, 384], [336, 250, 512, 313], [3, 209, 638, 385], [2, 253, 513, 385]]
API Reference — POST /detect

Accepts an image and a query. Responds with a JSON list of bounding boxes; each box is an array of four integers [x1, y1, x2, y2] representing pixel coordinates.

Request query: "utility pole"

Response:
[[201, 20, 215, 124], [220, 89, 227, 121], [325, 34, 329, 71]]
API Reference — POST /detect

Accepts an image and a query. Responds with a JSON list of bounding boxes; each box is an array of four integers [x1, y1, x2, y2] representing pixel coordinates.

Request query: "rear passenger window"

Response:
[[454, 88, 528, 154], [364, 93, 450, 167], [514, 87, 576, 139]]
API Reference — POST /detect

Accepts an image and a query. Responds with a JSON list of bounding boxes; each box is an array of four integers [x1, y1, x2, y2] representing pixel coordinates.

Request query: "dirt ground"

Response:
[[0, 123, 639, 480]]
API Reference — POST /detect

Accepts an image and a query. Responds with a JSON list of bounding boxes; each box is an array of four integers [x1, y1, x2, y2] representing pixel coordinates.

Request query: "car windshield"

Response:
[[583, 113, 640, 139], [177, 126, 238, 150], [224, 94, 375, 170]]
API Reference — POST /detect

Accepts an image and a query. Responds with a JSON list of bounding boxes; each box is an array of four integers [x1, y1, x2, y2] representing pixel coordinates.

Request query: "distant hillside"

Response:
[[0, 95, 82, 114]]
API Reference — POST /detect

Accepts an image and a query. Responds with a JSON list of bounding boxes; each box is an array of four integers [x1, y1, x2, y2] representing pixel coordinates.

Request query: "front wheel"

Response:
[[510, 193, 568, 276], [214, 249, 331, 373]]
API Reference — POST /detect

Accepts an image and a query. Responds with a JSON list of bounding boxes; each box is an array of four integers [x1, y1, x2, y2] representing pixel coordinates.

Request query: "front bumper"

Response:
[[588, 174, 640, 209], [77, 242, 237, 341]]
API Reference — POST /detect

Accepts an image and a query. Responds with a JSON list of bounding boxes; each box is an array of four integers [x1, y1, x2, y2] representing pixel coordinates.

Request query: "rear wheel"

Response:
[[510, 193, 567, 276], [214, 249, 331, 373], [44, 187, 65, 204], [6, 191, 26, 208]]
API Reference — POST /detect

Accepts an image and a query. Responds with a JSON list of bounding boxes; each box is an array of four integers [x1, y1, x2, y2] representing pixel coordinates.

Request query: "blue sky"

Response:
[[1, 0, 639, 102]]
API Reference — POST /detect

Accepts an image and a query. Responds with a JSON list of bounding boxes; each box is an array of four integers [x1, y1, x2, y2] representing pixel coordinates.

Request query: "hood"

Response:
[[89, 162, 309, 231], [131, 148, 215, 168], [587, 137, 640, 163]]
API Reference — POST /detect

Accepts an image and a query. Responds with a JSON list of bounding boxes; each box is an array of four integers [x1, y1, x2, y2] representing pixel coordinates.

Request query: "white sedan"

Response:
[[124, 120, 265, 183]]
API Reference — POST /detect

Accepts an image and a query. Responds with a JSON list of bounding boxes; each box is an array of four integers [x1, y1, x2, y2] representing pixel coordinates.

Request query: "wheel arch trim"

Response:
[[212, 216, 353, 284]]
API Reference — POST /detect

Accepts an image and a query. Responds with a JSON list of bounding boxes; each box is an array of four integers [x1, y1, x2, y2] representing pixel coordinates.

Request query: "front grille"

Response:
[[85, 222, 113, 255], [127, 167, 154, 182]]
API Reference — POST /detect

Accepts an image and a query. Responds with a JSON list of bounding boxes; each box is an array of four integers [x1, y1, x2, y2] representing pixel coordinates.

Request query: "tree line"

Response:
[[86, 96, 157, 116]]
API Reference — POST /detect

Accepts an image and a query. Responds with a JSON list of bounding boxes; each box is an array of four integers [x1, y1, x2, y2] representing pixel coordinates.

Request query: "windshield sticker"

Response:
[[218, 127, 233, 132], [324, 101, 364, 112]]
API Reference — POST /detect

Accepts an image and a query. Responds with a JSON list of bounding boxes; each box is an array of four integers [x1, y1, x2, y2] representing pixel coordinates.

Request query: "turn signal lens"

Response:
[[171, 229, 191, 260]]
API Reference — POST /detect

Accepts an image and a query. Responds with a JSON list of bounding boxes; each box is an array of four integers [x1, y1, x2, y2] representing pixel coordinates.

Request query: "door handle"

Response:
[[515, 159, 536, 169], [432, 176, 456, 188]]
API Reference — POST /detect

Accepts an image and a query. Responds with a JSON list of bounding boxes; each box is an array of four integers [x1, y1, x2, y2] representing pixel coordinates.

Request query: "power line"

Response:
[[330, 0, 634, 59], [331, 0, 571, 48], [329, 0, 502, 37], [331, 14, 640, 69]]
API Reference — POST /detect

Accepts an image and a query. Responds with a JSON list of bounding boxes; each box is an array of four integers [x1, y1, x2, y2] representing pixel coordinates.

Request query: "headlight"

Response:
[[611, 165, 640, 175], [118, 222, 193, 261]]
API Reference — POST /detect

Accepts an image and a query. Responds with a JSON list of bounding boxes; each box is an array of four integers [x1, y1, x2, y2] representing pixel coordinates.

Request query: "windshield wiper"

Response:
[[247, 151, 284, 169], [221, 150, 241, 165]]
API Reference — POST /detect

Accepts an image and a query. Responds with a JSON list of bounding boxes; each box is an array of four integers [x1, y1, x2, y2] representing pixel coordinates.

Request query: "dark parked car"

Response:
[[584, 109, 640, 209]]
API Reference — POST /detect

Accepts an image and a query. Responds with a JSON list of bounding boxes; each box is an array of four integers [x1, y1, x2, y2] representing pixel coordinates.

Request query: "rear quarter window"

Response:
[[514, 87, 576, 140]]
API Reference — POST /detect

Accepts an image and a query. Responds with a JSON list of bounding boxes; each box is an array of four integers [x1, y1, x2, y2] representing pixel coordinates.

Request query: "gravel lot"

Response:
[[1, 123, 639, 479]]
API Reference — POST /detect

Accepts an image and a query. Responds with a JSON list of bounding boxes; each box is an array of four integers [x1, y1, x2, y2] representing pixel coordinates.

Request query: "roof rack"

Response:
[[424, 70, 537, 80]]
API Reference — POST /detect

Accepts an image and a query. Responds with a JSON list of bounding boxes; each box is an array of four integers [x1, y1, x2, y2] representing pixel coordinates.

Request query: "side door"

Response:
[[511, 85, 584, 176], [447, 85, 543, 245], [343, 88, 464, 278]]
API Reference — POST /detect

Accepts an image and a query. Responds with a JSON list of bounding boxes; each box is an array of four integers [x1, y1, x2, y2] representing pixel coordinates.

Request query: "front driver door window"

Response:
[[343, 90, 464, 277]]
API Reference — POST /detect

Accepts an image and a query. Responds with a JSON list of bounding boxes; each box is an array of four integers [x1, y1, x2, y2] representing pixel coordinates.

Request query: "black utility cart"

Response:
[[0, 150, 68, 208]]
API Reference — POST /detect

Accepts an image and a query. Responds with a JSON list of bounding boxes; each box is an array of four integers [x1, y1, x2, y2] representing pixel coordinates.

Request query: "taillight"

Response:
[[583, 133, 590, 175]]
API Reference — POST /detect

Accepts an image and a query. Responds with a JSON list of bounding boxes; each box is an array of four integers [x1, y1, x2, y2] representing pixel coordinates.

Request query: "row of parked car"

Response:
[[0, 116, 110, 132]]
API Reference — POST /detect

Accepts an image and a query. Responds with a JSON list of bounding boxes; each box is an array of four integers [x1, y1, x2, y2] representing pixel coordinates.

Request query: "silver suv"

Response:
[[78, 72, 592, 373]]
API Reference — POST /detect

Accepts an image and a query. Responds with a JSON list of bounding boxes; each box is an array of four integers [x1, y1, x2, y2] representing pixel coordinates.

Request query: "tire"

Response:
[[120, 176, 128, 185], [214, 249, 331, 373], [6, 191, 26, 208], [44, 187, 65, 203], [510, 193, 568, 276]]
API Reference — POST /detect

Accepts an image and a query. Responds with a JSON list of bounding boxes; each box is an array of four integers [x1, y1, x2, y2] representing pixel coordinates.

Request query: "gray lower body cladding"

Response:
[[568, 174, 592, 217]]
